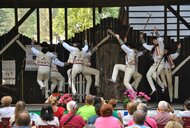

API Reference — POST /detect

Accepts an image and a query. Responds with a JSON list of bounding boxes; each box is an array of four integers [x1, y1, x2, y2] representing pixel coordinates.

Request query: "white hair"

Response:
[[67, 101, 77, 111], [158, 101, 168, 111]]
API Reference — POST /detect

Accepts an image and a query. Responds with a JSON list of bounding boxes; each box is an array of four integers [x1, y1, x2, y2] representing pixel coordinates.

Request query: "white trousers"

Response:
[[50, 71, 65, 93], [68, 66, 100, 95], [111, 64, 135, 90], [160, 68, 173, 100], [37, 66, 50, 98], [146, 62, 164, 91], [82, 66, 100, 94], [131, 71, 142, 90], [67, 64, 83, 95]]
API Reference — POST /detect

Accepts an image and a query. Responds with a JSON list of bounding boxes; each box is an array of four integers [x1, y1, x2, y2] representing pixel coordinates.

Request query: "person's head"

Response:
[[158, 100, 169, 112], [100, 104, 113, 117], [48, 95, 58, 106], [67, 101, 77, 113], [40, 103, 54, 121], [1, 96, 12, 107], [137, 103, 148, 115], [184, 98, 190, 110], [152, 36, 158, 45], [164, 121, 183, 128], [85, 94, 94, 105], [40, 41, 49, 54], [133, 110, 146, 125], [15, 101, 26, 121], [95, 103, 102, 116], [127, 101, 138, 115], [93, 96, 102, 106], [108, 99, 117, 108], [72, 40, 83, 51], [16, 111, 31, 126]]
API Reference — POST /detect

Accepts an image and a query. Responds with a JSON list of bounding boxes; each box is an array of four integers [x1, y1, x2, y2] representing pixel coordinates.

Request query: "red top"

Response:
[[60, 112, 86, 128], [53, 107, 65, 120]]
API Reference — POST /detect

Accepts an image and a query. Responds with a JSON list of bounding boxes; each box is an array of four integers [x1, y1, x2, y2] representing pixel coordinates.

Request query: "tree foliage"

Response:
[[0, 7, 119, 41]]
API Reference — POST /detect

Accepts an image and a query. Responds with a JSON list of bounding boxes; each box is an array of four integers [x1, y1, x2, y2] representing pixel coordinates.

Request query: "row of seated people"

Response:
[[0, 95, 190, 128]]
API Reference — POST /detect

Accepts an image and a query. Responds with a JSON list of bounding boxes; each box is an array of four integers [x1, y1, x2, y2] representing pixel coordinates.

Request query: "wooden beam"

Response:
[[0, 0, 190, 8], [10, 8, 36, 32], [167, 5, 190, 30]]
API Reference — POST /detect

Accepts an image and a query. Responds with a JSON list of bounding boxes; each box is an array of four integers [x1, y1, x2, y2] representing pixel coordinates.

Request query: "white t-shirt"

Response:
[[0, 106, 15, 118], [34, 116, 59, 126]]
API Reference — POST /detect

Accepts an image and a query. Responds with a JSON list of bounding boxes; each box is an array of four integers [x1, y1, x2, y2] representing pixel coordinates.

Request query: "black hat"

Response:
[[40, 41, 49, 48]]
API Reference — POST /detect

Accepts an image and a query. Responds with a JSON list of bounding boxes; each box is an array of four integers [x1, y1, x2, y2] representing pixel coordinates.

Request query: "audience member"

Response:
[[164, 120, 183, 128], [128, 103, 157, 128], [153, 101, 174, 125], [87, 103, 102, 125], [15, 111, 31, 127], [0, 96, 15, 118], [60, 101, 85, 128], [108, 99, 122, 120], [34, 103, 59, 127], [123, 101, 137, 126], [46, 95, 65, 120], [94, 104, 123, 128], [177, 98, 190, 117], [77, 94, 96, 121], [10, 101, 26, 126], [127, 110, 149, 128]]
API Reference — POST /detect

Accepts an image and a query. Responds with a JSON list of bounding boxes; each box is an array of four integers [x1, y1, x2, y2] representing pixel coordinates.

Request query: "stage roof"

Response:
[[1, 0, 190, 8]]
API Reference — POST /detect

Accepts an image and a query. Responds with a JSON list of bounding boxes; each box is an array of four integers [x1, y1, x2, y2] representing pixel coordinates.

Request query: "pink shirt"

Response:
[[153, 112, 173, 125], [128, 116, 158, 128], [94, 116, 122, 128]]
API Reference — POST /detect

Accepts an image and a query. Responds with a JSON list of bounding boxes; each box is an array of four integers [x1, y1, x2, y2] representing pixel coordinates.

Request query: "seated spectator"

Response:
[[87, 103, 102, 125], [128, 103, 157, 128], [34, 103, 59, 127], [15, 111, 31, 128], [153, 101, 174, 125], [77, 94, 96, 121], [46, 95, 65, 120], [60, 101, 85, 128], [93, 96, 102, 106], [123, 101, 137, 126], [177, 98, 190, 117], [127, 110, 149, 128], [0, 96, 15, 118], [94, 104, 123, 128], [164, 120, 183, 128], [108, 99, 122, 121], [10, 101, 26, 126]]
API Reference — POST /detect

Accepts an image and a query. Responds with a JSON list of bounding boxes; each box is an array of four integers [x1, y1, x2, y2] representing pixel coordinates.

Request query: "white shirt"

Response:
[[143, 37, 164, 63], [0, 106, 15, 118], [35, 116, 59, 126], [177, 111, 190, 117], [121, 45, 135, 66]]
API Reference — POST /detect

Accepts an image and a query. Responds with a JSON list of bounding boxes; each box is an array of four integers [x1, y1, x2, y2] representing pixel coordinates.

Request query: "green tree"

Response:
[[0, 9, 14, 35]]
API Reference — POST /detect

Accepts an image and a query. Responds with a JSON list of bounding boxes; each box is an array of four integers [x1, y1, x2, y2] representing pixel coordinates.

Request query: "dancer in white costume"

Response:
[[108, 34, 136, 91], [140, 26, 165, 95], [160, 43, 181, 102], [31, 43, 62, 98], [62, 40, 88, 96]]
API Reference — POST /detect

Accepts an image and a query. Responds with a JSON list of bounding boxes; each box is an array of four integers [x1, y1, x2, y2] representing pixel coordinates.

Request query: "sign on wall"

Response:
[[25, 45, 41, 71], [2, 60, 15, 85]]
